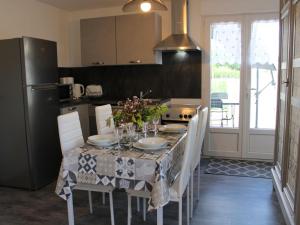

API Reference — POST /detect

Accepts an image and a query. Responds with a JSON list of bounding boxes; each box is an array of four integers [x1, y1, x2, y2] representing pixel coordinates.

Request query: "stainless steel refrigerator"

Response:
[[0, 37, 61, 190]]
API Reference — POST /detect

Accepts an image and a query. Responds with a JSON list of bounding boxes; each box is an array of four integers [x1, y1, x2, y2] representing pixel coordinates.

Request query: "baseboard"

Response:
[[272, 168, 295, 225]]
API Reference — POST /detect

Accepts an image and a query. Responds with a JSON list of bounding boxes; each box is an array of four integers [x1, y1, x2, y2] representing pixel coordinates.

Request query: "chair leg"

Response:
[[143, 198, 147, 221], [190, 173, 193, 219], [197, 163, 201, 201], [157, 207, 163, 225], [88, 191, 93, 214], [109, 192, 115, 225], [67, 192, 75, 225], [102, 192, 106, 205], [128, 195, 132, 225], [187, 184, 190, 225], [137, 197, 140, 212], [178, 197, 182, 225]]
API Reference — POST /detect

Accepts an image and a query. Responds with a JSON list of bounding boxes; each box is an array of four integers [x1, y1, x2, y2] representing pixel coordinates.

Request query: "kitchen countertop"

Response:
[[59, 98, 169, 108], [59, 98, 120, 108]]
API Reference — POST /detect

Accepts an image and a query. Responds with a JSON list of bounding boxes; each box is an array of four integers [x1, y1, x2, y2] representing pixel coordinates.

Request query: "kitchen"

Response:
[[0, 0, 299, 225]]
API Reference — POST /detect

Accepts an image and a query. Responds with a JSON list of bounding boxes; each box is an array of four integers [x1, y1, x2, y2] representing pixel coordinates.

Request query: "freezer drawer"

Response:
[[60, 104, 90, 141]]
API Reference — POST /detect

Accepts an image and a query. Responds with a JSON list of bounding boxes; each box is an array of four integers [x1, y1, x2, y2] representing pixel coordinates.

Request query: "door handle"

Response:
[[282, 80, 289, 86]]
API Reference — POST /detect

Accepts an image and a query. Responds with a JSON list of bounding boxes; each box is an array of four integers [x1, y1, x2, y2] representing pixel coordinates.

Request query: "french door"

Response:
[[203, 14, 279, 160]]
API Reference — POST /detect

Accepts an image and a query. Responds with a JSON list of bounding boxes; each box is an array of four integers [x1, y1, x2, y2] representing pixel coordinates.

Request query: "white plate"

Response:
[[88, 134, 116, 145], [133, 142, 167, 151], [138, 137, 167, 148], [87, 140, 118, 147], [159, 124, 187, 133]]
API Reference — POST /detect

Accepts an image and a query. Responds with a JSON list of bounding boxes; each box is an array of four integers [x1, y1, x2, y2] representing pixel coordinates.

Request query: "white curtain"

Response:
[[210, 22, 241, 65], [250, 20, 279, 67]]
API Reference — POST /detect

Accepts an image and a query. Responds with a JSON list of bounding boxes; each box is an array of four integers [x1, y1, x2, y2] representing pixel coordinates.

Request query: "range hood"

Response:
[[154, 0, 200, 51]]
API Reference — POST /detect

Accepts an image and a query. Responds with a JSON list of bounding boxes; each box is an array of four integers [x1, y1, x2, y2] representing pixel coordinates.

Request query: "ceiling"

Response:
[[36, 0, 129, 11]]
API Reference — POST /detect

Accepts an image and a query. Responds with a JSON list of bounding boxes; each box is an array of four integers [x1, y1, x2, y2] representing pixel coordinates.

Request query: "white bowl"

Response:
[[138, 137, 167, 148], [88, 134, 116, 145], [159, 124, 187, 133]]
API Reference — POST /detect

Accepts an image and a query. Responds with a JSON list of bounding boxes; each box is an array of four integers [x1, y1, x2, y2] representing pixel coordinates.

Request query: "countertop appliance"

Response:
[[161, 99, 201, 124], [0, 37, 61, 190], [60, 77, 74, 85], [86, 85, 103, 97], [58, 84, 73, 102]]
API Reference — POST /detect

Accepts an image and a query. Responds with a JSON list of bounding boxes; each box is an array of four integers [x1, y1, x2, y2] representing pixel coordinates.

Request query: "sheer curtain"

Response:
[[250, 20, 279, 66], [210, 22, 241, 65]]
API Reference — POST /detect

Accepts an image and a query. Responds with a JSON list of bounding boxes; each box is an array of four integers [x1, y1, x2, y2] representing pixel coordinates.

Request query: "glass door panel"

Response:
[[210, 22, 241, 128], [249, 21, 279, 129]]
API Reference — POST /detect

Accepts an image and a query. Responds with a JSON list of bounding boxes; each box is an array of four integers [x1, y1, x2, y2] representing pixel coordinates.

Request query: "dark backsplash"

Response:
[[59, 51, 201, 100]]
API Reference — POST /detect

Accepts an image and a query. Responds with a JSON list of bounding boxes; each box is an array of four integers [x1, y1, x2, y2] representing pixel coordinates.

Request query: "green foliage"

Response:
[[212, 63, 240, 79], [112, 97, 169, 128]]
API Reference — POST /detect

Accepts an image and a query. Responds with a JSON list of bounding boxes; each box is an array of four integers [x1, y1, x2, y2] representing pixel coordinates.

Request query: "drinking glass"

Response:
[[152, 117, 160, 136], [125, 123, 135, 148], [114, 126, 124, 149], [142, 122, 149, 138]]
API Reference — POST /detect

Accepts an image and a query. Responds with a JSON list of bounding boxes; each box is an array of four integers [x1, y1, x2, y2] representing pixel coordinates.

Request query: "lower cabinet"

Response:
[[60, 104, 90, 141]]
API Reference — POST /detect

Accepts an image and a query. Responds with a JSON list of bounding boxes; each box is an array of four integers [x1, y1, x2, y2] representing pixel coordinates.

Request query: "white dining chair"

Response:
[[57, 112, 115, 225], [190, 107, 208, 218], [95, 104, 115, 135], [126, 114, 199, 225]]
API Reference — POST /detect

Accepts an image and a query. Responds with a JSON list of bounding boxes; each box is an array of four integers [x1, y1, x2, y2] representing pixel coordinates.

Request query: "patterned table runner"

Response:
[[55, 132, 186, 210]]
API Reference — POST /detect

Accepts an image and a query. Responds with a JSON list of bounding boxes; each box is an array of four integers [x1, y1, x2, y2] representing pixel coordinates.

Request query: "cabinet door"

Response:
[[80, 17, 116, 66], [275, 3, 292, 178], [116, 13, 162, 65]]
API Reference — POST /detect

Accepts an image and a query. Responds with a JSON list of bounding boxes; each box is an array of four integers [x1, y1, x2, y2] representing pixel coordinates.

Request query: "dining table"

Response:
[[55, 130, 187, 225]]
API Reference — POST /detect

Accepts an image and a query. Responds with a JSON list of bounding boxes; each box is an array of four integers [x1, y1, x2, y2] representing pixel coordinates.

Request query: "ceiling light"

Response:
[[122, 0, 167, 13], [140, 1, 152, 12]]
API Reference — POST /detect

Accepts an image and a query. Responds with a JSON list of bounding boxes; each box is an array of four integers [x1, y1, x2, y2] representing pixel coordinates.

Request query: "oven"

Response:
[[161, 100, 201, 125]]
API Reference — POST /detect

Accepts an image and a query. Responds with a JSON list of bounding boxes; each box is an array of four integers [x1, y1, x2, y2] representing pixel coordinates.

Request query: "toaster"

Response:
[[86, 85, 103, 97]]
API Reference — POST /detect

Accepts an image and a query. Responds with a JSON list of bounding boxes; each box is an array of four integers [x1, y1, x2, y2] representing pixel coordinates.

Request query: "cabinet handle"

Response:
[[91, 61, 104, 65], [69, 107, 77, 111], [129, 60, 142, 64]]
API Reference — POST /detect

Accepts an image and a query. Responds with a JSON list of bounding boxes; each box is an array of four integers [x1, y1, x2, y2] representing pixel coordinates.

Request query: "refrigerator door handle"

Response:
[[30, 84, 58, 91]]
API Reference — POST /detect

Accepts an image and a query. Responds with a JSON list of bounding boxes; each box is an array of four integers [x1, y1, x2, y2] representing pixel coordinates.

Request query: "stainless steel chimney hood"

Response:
[[154, 0, 200, 51]]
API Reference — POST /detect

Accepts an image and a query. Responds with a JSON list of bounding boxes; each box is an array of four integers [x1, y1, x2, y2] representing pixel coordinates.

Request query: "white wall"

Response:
[[67, 1, 172, 67], [0, 0, 69, 66]]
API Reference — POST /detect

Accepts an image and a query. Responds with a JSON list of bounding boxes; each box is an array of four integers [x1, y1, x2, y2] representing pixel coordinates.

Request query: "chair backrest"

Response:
[[199, 107, 208, 152], [57, 111, 84, 156], [191, 107, 209, 171], [178, 114, 199, 195], [95, 104, 115, 135], [211, 98, 223, 109]]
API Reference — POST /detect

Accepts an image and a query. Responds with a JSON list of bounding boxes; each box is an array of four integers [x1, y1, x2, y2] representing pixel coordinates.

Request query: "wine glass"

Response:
[[125, 123, 135, 148], [114, 126, 124, 150], [152, 117, 160, 136], [142, 121, 149, 138]]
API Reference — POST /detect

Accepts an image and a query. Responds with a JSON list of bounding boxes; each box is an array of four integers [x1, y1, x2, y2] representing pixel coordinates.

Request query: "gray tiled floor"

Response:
[[0, 160, 285, 225]]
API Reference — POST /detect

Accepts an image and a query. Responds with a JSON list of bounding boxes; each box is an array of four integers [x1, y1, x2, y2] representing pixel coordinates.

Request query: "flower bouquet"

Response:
[[112, 96, 168, 129]]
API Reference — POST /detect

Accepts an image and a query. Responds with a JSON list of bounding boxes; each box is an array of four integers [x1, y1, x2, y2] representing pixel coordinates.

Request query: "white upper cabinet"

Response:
[[80, 13, 162, 66], [80, 16, 117, 66], [116, 13, 162, 65]]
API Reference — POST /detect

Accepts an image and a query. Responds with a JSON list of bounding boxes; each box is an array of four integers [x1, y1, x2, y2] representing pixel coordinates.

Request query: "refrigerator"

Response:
[[0, 37, 61, 190]]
